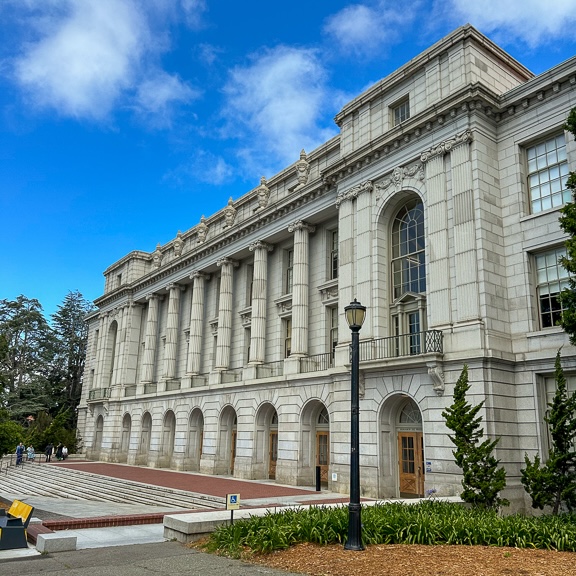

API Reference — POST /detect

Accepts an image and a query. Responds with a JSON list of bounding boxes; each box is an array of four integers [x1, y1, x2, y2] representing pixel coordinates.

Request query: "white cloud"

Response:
[[179, 0, 207, 29], [221, 46, 338, 173], [165, 150, 235, 187], [324, 1, 421, 57], [446, 0, 576, 47], [10, 0, 197, 123]]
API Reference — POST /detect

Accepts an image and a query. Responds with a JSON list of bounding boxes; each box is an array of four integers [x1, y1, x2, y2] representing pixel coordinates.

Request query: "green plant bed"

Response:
[[203, 501, 576, 558]]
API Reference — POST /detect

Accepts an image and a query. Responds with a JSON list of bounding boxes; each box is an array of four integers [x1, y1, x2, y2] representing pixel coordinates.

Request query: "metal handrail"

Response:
[[256, 360, 284, 379], [88, 387, 111, 401], [359, 330, 443, 362], [300, 352, 334, 374]]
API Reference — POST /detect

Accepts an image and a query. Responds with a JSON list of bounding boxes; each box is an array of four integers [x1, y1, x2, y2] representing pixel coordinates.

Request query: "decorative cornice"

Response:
[[335, 180, 374, 208], [288, 220, 316, 234], [420, 129, 473, 163], [249, 240, 274, 253]]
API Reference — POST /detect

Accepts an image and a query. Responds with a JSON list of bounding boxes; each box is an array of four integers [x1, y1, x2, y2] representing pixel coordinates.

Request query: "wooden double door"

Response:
[[398, 432, 424, 497]]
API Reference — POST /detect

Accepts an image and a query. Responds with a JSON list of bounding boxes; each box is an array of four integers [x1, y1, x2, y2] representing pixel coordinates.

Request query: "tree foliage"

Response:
[[0, 291, 93, 454], [442, 365, 508, 510], [521, 350, 576, 515], [558, 107, 576, 343]]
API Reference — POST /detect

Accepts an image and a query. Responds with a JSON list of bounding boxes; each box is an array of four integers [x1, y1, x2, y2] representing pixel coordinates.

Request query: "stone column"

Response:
[[163, 284, 184, 379], [420, 148, 451, 328], [215, 258, 238, 370], [121, 302, 143, 386], [248, 241, 273, 363], [450, 132, 478, 322], [93, 315, 107, 388], [141, 294, 160, 383], [287, 221, 315, 357], [187, 271, 209, 375]]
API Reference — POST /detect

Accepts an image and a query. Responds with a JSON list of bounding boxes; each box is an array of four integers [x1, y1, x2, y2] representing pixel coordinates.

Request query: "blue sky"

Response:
[[2, 0, 576, 319]]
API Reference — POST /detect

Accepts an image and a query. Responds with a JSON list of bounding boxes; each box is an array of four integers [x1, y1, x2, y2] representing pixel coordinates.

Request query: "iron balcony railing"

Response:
[[359, 330, 443, 362], [300, 352, 334, 374], [88, 387, 111, 401], [256, 360, 284, 379]]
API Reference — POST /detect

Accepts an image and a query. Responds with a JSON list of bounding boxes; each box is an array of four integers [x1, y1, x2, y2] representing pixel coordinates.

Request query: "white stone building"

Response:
[[78, 25, 576, 511]]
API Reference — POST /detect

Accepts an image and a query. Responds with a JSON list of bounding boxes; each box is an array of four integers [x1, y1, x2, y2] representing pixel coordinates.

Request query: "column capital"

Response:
[[165, 283, 186, 293], [216, 257, 239, 268], [288, 220, 316, 234], [190, 270, 210, 281], [145, 293, 163, 302], [420, 129, 473, 163], [335, 180, 373, 208], [249, 240, 274, 253]]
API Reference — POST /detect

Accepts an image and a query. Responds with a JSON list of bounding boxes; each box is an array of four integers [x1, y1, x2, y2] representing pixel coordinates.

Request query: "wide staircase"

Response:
[[0, 459, 223, 511]]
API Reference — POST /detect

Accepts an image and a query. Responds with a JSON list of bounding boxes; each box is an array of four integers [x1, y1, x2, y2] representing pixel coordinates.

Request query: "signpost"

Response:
[[226, 493, 240, 524]]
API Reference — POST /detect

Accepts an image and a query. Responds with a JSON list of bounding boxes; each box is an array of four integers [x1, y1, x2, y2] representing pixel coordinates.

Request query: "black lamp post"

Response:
[[344, 298, 366, 551]]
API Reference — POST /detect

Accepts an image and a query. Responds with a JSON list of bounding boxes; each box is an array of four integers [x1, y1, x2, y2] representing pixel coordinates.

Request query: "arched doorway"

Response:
[[300, 401, 329, 487], [187, 408, 204, 471], [120, 413, 131, 461], [160, 410, 176, 467], [218, 406, 237, 475], [379, 395, 424, 498], [94, 415, 104, 454], [255, 403, 278, 480], [138, 412, 152, 463]]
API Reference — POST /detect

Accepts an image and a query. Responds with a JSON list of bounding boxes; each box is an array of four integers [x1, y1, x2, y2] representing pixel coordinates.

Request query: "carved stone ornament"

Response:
[[173, 231, 184, 257], [420, 129, 473, 163], [375, 164, 424, 196], [151, 244, 163, 269], [216, 257, 239, 269], [196, 216, 208, 244], [222, 197, 237, 228], [294, 149, 310, 189], [427, 363, 445, 396], [288, 220, 316, 234], [256, 176, 270, 210], [248, 240, 274, 253], [335, 180, 374, 208]]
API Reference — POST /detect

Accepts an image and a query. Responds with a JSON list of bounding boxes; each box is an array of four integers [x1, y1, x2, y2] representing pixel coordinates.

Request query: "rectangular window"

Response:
[[117, 273, 122, 289], [542, 375, 576, 455], [285, 249, 294, 294], [329, 307, 338, 359], [528, 134, 569, 213], [329, 230, 338, 280], [214, 277, 221, 316], [284, 318, 292, 358], [93, 330, 99, 358], [392, 98, 410, 126], [536, 247, 570, 329], [244, 327, 251, 365], [246, 264, 254, 306]]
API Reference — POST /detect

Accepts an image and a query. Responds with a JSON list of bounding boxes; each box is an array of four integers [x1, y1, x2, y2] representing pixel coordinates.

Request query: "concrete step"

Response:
[[0, 462, 222, 510]]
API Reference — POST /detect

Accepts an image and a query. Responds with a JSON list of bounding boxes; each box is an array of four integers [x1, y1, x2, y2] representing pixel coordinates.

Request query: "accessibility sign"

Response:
[[226, 493, 240, 510]]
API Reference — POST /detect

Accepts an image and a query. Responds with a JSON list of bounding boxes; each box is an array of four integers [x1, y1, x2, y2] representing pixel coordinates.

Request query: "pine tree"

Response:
[[521, 350, 576, 515], [559, 107, 576, 342], [442, 365, 508, 509]]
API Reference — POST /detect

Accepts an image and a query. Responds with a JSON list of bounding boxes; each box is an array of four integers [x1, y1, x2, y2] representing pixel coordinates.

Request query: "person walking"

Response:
[[15, 442, 24, 465], [62, 445, 69, 460], [27, 445, 35, 461], [45, 442, 53, 462], [55, 443, 63, 461]]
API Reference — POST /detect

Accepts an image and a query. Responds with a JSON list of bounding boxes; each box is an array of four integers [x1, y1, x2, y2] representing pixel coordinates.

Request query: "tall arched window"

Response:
[[390, 198, 426, 355]]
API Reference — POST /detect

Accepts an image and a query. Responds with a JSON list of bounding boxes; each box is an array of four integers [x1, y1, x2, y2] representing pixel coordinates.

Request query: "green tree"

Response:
[[521, 350, 576, 515], [442, 365, 508, 509], [49, 290, 94, 422], [0, 295, 55, 420], [0, 409, 24, 456], [558, 107, 576, 342]]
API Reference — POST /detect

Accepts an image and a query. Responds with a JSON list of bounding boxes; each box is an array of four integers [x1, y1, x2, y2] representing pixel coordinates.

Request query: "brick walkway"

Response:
[[51, 461, 317, 500]]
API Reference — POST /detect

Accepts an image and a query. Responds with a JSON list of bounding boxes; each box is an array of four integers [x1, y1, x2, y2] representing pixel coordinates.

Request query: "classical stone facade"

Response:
[[78, 25, 576, 511]]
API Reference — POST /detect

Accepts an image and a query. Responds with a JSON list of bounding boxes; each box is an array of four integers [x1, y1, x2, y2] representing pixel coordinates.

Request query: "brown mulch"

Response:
[[246, 542, 576, 576]]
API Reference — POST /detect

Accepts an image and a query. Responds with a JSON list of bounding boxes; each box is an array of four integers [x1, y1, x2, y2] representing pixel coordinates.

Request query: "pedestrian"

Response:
[[55, 443, 63, 460], [27, 445, 35, 461], [62, 445, 68, 460], [15, 442, 24, 465], [45, 442, 53, 462]]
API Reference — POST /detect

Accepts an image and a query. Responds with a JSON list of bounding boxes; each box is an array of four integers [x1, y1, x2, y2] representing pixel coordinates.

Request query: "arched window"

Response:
[[390, 199, 427, 355]]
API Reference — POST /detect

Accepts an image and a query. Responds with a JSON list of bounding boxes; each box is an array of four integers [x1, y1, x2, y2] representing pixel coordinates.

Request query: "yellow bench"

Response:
[[0, 500, 34, 550]]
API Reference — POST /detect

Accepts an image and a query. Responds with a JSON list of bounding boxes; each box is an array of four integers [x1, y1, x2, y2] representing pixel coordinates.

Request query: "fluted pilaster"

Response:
[[187, 272, 209, 375], [287, 221, 315, 356], [249, 241, 273, 363], [141, 294, 160, 383], [215, 258, 238, 370], [163, 284, 184, 379]]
